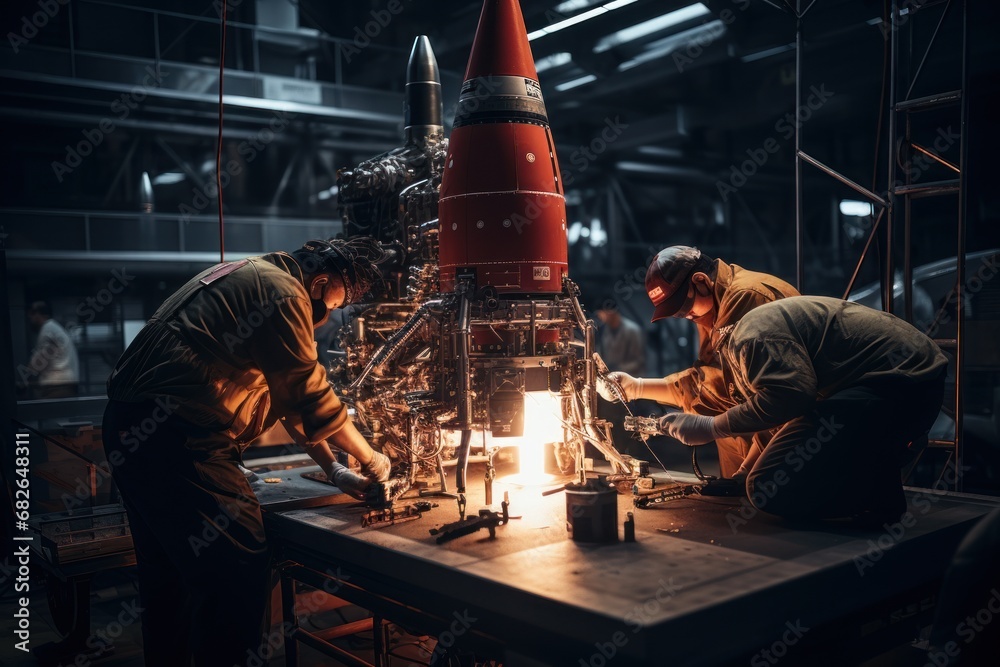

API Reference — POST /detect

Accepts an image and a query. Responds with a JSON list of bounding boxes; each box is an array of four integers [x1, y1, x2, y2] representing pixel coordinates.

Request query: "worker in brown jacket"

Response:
[[102, 238, 391, 667], [661, 296, 947, 523], [598, 246, 799, 478]]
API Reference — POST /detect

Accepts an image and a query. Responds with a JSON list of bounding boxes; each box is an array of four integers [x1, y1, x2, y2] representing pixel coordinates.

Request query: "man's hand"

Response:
[[327, 461, 372, 499], [360, 450, 391, 482], [597, 372, 642, 403], [658, 412, 718, 446]]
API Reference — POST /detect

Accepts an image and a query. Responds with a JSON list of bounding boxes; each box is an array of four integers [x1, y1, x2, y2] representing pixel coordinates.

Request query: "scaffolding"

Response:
[[769, 0, 970, 489]]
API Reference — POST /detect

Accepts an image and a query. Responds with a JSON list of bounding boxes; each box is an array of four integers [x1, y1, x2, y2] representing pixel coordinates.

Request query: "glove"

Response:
[[597, 372, 642, 403], [328, 461, 372, 499], [658, 412, 719, 446], [360, 450, 391, 482]]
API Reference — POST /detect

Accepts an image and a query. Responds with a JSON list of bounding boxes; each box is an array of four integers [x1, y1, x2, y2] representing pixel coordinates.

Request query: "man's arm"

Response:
[[283, 414, 376, 477], [713, 337, 818, 435], [636, 367, 701, 409], [247, 295, 354, 444]]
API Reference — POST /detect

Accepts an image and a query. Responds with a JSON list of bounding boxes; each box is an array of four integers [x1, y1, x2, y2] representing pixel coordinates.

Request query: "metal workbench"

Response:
[[258, 466, 1000, 666]]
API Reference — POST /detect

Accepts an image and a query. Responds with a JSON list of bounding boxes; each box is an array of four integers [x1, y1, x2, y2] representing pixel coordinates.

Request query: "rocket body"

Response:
[[438, 0, 569, 295]]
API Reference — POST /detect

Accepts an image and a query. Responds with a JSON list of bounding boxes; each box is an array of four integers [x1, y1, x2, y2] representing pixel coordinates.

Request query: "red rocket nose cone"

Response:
[[466, 0, 539, 80]]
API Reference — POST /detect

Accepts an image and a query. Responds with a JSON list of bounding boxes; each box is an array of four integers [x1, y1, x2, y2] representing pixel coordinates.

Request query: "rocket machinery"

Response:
[[335, 0, 645, 519]]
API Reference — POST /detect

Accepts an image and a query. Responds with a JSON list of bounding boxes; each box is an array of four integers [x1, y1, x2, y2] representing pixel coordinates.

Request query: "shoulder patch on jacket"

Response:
[[200, 259, 250, 285]]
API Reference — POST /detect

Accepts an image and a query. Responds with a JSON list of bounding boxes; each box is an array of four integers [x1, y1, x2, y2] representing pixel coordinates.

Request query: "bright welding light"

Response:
[[517, 391, 564, 482]]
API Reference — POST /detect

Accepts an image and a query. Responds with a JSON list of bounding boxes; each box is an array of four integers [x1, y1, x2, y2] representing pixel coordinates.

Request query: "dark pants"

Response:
[[746, 374, 945, 521], [102, 400, 270, 667]]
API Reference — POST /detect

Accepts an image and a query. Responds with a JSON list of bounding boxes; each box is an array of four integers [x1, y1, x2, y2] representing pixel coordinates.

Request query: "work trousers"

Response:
[[102, 399, 270, 667], [745, 373, 945, 520]]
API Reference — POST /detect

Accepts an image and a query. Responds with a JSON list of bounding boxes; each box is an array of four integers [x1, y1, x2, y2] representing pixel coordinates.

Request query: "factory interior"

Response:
[[2, 0, 1000, 665]]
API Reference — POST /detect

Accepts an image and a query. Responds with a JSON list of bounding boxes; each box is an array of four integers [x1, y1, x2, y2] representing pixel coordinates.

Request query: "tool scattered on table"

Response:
[[362, 501, 437, 528], [429, 492, 512, 544]]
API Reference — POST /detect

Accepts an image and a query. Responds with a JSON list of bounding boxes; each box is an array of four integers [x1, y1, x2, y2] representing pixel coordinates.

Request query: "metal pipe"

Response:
[[797, 151, 888, 207], [904, 0, 955, 101], [529, 301, 537, 354], [454, 285, 473, 518], [954, 0, 968, 491], [885, 0, 899, 317], [347, 300, 441, 392], [795, 0, 804, 292], [911, 143, 961, 172], [841, 208, 885, 300]]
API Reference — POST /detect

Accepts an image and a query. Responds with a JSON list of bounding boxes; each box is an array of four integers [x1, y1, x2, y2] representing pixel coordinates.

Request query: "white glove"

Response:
[[328, 461, 371, 499], [360, 450, 391, 482], [658, 413, 719, 446], [597, 372, 642, 403]]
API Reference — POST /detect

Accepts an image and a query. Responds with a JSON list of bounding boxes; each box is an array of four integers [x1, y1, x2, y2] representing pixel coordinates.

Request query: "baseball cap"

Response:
[[645, 246, 702, 322]]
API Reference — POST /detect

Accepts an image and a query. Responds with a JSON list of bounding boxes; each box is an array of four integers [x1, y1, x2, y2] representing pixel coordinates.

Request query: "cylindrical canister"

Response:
[[565, 480, 618, 543]]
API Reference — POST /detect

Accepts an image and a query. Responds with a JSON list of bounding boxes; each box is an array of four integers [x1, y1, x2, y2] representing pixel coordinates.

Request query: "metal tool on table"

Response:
[[362, 501, 437, 528], [429, 492, 511, 544], [364, 471, 413, 509]]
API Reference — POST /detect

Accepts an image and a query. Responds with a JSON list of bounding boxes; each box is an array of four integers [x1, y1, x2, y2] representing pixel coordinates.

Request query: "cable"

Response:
[[691, 446, 712, 481], [216, 0, 228, 263]]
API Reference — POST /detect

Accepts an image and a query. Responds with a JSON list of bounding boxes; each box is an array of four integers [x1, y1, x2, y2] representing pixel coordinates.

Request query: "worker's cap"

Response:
[[645, 246, 702, 322], [297, 237, 390, 304]]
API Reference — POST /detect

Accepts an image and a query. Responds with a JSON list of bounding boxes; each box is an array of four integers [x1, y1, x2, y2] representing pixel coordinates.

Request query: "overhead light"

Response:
[[309, 185, 340, 203], [637, 145, 683, 159], [535, 52, 573, 73], [555, 0, 602, 12], [839, 199, 873, 217], [139, 171, 154, 213], [740, 43, 795, 63], [554, 74, 597, 91], [616, 161, 699, 177], [594, 3, 710, 53], [152, 171, 185, 185], [617, 19, 724, 70], [588, 217, 608, 246], [568, 219, 607, 247], [528, 0, 638, 41]]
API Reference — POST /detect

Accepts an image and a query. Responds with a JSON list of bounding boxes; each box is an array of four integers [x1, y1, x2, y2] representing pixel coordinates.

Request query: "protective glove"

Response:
[[360, 450, 392, 482], [597, 372, 642, 403], [328, 461, 372, 499], [658, 412, 719, 446]]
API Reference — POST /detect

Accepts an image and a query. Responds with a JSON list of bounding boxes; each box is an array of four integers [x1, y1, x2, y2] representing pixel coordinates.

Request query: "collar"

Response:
[[258, 251, 307, 286]]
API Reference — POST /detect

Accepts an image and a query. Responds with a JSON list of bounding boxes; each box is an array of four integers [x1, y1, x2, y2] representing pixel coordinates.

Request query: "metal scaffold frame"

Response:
[[764, 0, 969, 490]]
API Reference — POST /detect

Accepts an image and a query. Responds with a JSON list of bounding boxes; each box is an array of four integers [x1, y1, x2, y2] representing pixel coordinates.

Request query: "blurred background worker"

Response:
[[598, 246, 798, 478], [661, 296, 948, 524], [101, 238, 393, 667], [596, 302, 645, 377], [594, 301, 645, 455], [24, 300, 80, 399]]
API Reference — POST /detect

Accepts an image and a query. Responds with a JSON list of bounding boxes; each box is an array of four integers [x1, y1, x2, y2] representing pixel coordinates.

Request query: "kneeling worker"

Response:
[[102, 238, 392, 666], [598, 246, 798, 477], [660, 296, 947, 523]]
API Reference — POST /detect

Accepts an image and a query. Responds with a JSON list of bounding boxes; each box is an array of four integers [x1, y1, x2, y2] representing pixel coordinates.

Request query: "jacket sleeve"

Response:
[[721, 337, 818, 434], [245, 295, 349, 444]]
